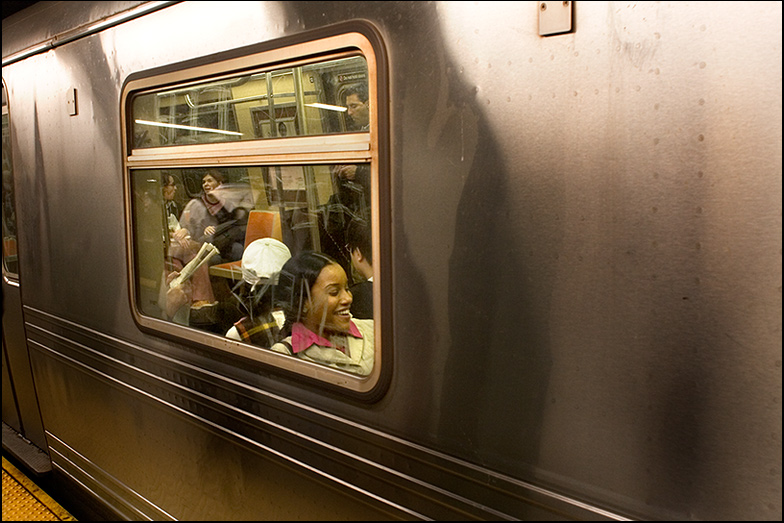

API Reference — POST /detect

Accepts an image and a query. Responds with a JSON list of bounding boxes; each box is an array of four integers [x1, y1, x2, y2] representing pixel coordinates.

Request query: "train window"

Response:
[[122, 32, 384, 395], [2, 83, 19, 279], [131, 56, 369, 149]]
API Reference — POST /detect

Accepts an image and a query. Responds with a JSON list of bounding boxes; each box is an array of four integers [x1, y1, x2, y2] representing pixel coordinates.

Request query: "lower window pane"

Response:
[[131, 164, 374, 376]]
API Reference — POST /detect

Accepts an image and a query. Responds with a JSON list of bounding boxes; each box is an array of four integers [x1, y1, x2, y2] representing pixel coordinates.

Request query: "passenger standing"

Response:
[[318, 163, 370, 284], [344, 85, 370, 131], [314, 83, 371, 282]]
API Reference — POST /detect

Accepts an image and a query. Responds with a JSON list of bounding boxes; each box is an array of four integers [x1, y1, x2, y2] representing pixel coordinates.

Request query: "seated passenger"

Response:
[[226, 238, 291, 348], [204, 178, 253, 264], [162, 173, 217, 319], [175, 170, 222, 249], [162, 265, 192, 322], [163, 242, 220, 324], [170, 171, 223, 309], [270, 251, 374, 376], [177, 169, 252, 264], [345, 218, 373, 319]]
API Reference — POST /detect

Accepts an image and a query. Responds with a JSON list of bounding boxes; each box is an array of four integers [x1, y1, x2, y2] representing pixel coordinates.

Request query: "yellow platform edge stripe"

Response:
[[2, 456, 77, 521]]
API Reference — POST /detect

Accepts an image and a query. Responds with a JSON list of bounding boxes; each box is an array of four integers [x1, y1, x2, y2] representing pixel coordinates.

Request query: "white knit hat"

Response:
[[240, 238, 291, 288]]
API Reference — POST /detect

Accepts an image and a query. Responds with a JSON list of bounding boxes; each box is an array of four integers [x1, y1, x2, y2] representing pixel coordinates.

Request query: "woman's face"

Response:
[[202, 174, 221, 192], [304, 263, 353, 335]]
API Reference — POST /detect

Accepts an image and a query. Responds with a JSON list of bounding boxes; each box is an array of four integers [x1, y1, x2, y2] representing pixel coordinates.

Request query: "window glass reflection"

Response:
[[131, 163, 373, 375], [131, 56, 369, 149]]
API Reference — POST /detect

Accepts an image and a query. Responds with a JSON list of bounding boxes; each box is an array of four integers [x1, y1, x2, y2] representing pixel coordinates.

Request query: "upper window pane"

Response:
[[131, 55, 369, 149]]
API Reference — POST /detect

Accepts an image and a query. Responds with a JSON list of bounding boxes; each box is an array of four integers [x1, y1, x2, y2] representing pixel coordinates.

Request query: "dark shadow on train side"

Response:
[[287, 1, 553, 485], [285, 6, 713, 516], [385, 9, 713, 517], [400, 3, 554, 474], [435, 48, 556, 472], [27, 102, 54, 305]]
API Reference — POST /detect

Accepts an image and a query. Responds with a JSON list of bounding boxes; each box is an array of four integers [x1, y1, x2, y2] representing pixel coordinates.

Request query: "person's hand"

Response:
[[165, 271, 179, 287], [172, 228, 192, 248], [165, 272, 192, 318], [204, 225, 216, 237]]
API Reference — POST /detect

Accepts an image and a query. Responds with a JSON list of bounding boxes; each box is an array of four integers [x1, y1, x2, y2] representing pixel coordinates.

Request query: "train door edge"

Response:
[[2, 79, 51, 475]]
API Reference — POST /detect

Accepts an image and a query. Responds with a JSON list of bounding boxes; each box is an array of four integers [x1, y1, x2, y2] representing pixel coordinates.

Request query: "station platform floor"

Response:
[[2, 455, 75, 521]]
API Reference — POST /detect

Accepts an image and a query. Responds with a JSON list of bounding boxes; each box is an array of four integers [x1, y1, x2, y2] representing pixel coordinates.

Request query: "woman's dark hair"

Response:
[[275, 251, 338, 336]]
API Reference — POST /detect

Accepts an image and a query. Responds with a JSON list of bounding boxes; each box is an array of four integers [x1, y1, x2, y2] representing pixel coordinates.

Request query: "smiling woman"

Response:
[[270, 251, 375, 376]]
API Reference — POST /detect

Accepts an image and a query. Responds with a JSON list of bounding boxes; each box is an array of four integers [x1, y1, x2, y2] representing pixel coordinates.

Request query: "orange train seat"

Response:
[[209, 210, 282, 280]]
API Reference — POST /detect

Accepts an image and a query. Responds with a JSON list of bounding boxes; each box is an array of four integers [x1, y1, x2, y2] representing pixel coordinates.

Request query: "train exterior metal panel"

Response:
[[2, 1, 781, 520]]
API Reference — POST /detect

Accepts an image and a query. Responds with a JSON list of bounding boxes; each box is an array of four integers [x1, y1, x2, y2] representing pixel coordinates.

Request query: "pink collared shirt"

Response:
[[290, 321, 363, 354]]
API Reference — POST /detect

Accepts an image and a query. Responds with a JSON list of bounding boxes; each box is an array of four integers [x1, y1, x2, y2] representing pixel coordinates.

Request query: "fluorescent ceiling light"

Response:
[[135, 119, 244, 136], [305, 103, 347, 112]]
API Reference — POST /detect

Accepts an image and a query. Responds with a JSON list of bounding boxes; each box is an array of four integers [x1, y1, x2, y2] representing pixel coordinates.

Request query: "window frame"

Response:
[[2, 80, 20, 284], [120, 27, 390, 399]]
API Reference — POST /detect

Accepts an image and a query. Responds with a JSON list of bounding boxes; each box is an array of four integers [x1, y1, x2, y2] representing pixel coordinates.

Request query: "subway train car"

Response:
[[2, 1, 781, 520]]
